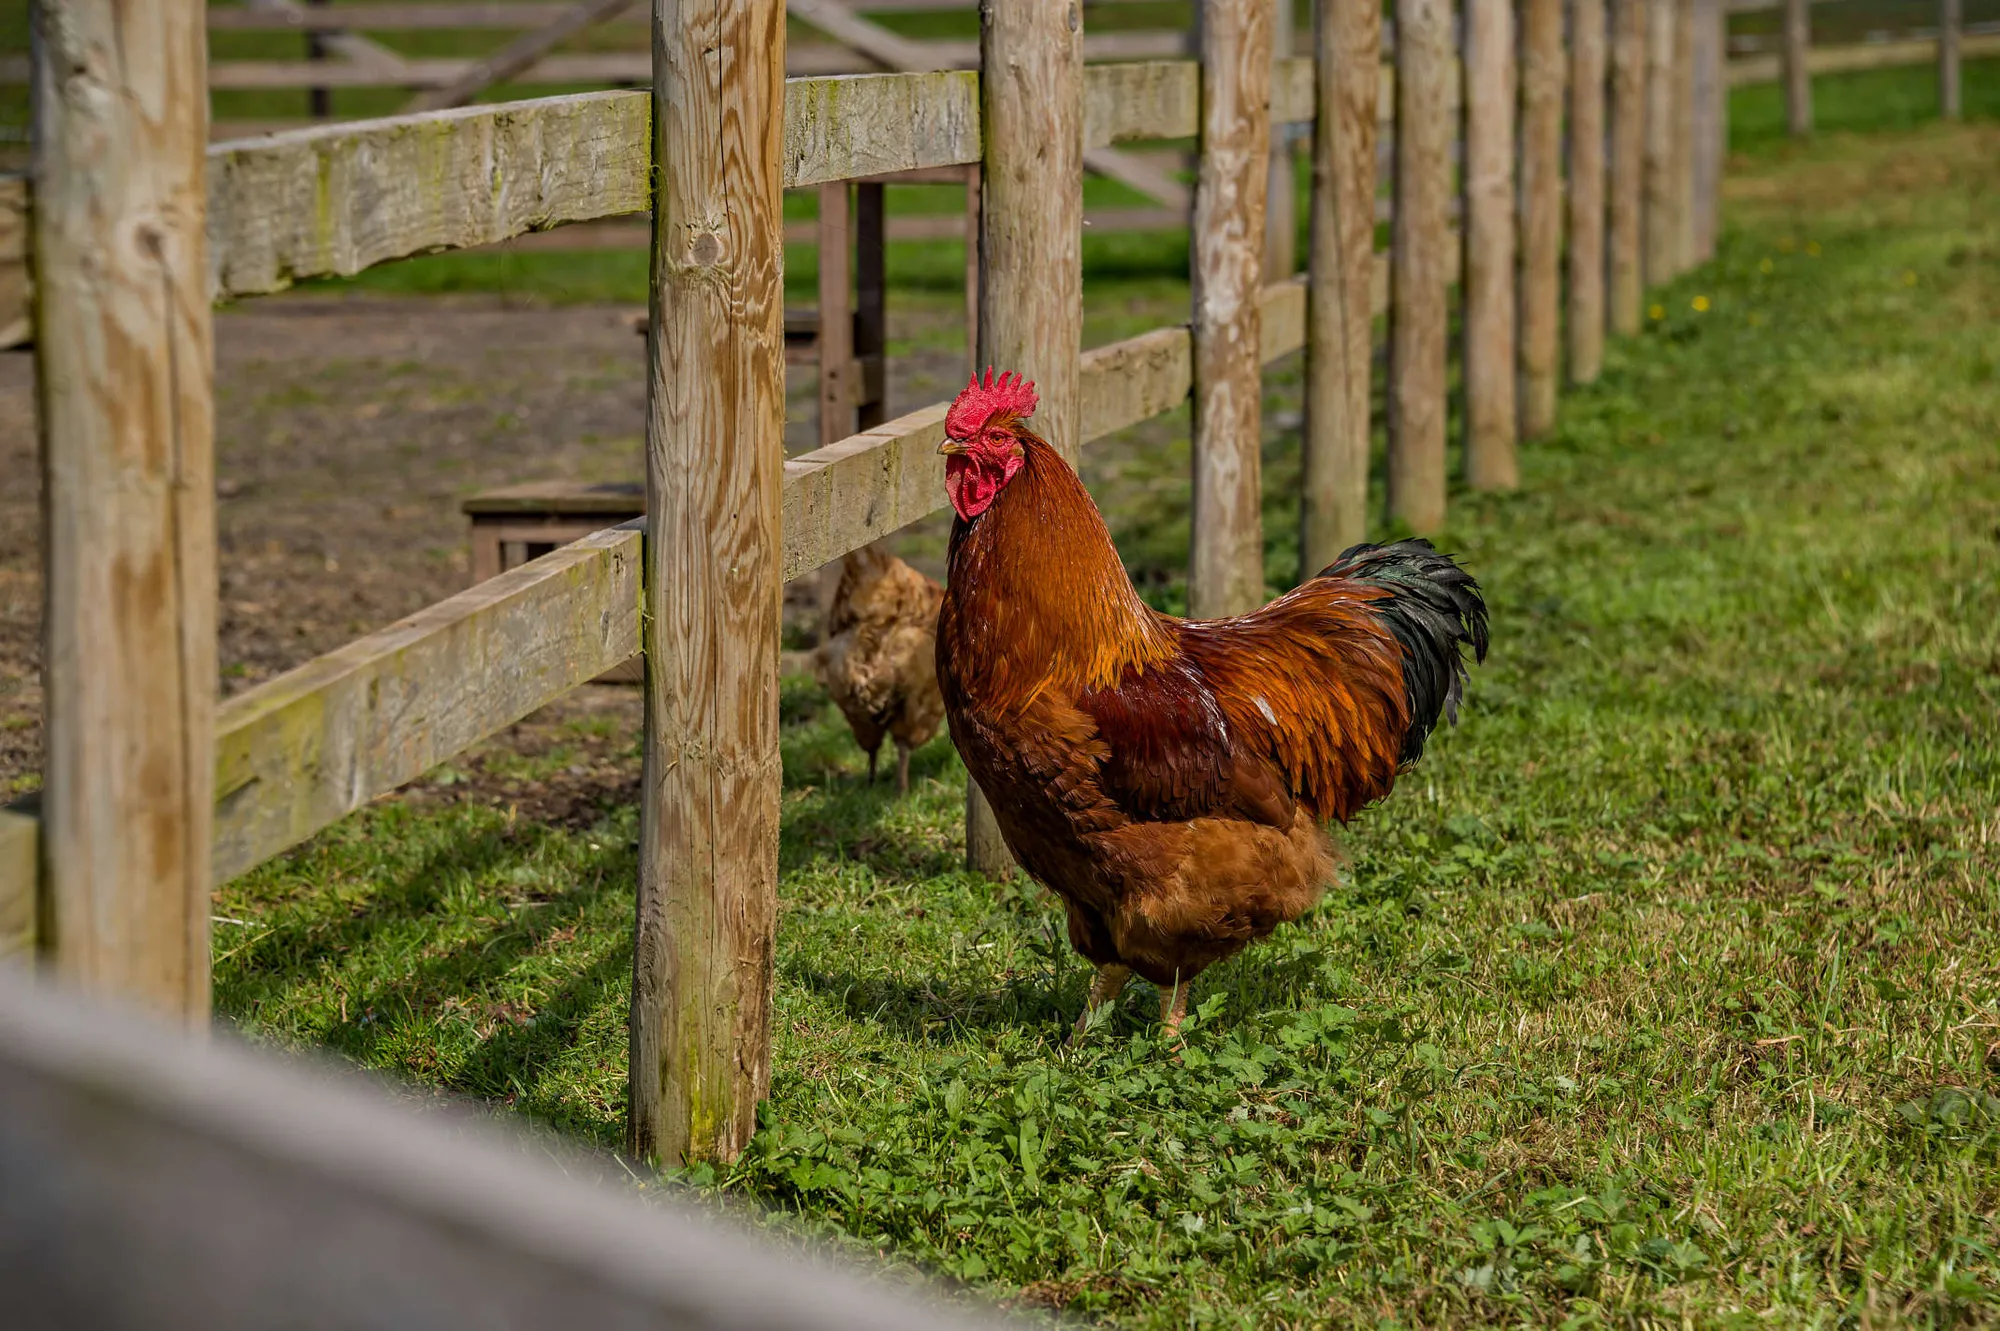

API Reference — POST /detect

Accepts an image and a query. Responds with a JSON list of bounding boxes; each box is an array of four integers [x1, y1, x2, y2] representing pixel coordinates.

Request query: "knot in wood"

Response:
[[688, 231, 724, 266]]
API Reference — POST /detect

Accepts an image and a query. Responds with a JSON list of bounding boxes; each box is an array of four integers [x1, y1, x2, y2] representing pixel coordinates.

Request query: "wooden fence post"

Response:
[[1607, 0, 1646, 334], [1782, 0, 1812, 137], [1569, 0, 1609, 384], [1462, 0, 1518, 487], [33, 0, 218, 1021], [1518, 0, 1565, 442], [1642, 0, 1678, 288], [1688, 0, 1724, 263], [1939, 0, 1961, 119], [629, 0, 786, 1167], [819, 182, 855, 447], [1265, 0, 1297, 281], [1191, 0, 1275, 617], [1389, 0, 1452, 534], [965, 0, 1083, 877], [1670, 0, 1696, 273], [1301, 0, 1382, 577]]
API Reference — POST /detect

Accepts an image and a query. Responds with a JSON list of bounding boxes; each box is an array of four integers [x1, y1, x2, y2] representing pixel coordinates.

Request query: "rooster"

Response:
[[812, 544, 947, 795], [934, 370, 1489, 1039]]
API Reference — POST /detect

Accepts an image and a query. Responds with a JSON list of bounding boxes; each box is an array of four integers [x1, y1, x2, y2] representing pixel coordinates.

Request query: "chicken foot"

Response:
[[1070, 963, 1132, 1039]]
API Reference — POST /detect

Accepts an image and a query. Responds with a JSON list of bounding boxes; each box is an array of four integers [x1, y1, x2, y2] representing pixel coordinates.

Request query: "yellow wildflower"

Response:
[[1648, 303, 1666, 321], [1759, 257, 1774, 274], [1692, 295, 1711, 313], [1902, 270, 1918, 286], [1806, 240, 1822, 257]]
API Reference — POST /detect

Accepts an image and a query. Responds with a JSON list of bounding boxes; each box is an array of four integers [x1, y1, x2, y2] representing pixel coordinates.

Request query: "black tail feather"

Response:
[[1318, 538, 1490, 765]]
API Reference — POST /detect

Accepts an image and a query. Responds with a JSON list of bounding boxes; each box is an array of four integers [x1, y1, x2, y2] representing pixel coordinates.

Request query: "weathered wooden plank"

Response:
[[1189, 0, 1274, 620], [0, 970, 1021, 1331], [1388, 0, 1452, 535], [782, 72, 981, 187], [1301, 0, 1382, 578], [207, 92, 652, 299], [1081, 55, 1314, 150], [1461, 0, 1518, 488], [1782, 0, 1813, 132], [0, 799, 34, 959], [1608, 0, 1647, 334], [0, 174, 27, 349], [1569, 0, 1610, 383], [34, 0, 217, 1021], [1517, 0, 1564, 443], [208, 3, 582, 29], [819, 183, 856, 447], [1726, 31, 2000, 86], [211, 523, 642, 885], [629, 0, 787, 1169]]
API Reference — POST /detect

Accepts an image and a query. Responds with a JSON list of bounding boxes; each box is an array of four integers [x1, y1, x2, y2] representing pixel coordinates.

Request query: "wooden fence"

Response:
[[0, 966, 1018, 1329], [0, 0, 1975, 1179]]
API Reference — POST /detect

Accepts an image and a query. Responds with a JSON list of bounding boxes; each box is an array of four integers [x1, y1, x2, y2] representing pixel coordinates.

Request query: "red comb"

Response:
[[944, 367, 1038, 440]]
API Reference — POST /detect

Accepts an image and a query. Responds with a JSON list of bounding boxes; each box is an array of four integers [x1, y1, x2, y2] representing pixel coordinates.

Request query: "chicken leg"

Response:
[[895, 741, 912, 796], [866, 747, 879, 784], [1070, 963, 1132, 1039], [1159, 978, 1189, 1047]]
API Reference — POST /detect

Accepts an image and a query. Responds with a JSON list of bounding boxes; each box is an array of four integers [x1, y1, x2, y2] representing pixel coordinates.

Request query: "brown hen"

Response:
[[812, 544, 947, 795], [933, 371, 1489, 1038]]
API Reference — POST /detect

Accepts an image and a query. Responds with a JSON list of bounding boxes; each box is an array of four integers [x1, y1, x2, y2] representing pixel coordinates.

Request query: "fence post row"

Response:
[[1388, 0, 1452, 535], [1190, 0, 1275, 618], [628, 0, 787, 1167], [1300, 0, 1380, 578], [963, 0, 1084, 879], [1940, 0, 1961, 119], [1462, 0, 1518, 492], [33, 0, 218, 1023]]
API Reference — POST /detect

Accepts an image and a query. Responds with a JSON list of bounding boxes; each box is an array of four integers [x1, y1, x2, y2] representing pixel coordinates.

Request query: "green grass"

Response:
[[214, 118, 2000, 1326]]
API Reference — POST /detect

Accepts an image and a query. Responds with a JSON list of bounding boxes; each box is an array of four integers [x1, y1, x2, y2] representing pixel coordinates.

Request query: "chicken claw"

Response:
[[1070, 964, 1132, 1041]]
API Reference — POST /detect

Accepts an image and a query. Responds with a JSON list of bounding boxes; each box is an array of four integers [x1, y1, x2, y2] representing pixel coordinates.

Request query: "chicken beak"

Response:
[[937, 438, 970, 456]]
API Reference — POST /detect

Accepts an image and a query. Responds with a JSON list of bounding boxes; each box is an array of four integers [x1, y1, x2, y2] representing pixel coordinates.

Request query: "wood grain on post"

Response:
[[1388, 0, 1451, 534], [1518, 0, 1565, 443], [818, 183, 855, 447], [1265, 0, 1297, 281], [1301, 0, 1382, 576], [1782, 0, 1811, 135], [1568, 0, 1609, 383], [1608, 0, 1646, 333], [1643, 0, 1678, 287], [1939, 0, 1961, 119], [33, 0, 217, 1021], [1190, 0, 1274, 618], [1461, 0, 1518, 486], [966, 0, 1083, 877], [1688, 0, 1724, 262], [630, 0, 787, 1167]]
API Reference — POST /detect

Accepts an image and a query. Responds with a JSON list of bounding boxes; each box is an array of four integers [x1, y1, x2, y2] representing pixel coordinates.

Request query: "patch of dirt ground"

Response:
[[0, 293, 971, 797]]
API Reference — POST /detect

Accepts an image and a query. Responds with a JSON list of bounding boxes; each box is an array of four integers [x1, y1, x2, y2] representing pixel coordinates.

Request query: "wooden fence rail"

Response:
[[0, 968, 1018, 1330], [14, 0, 1964, 1181]]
